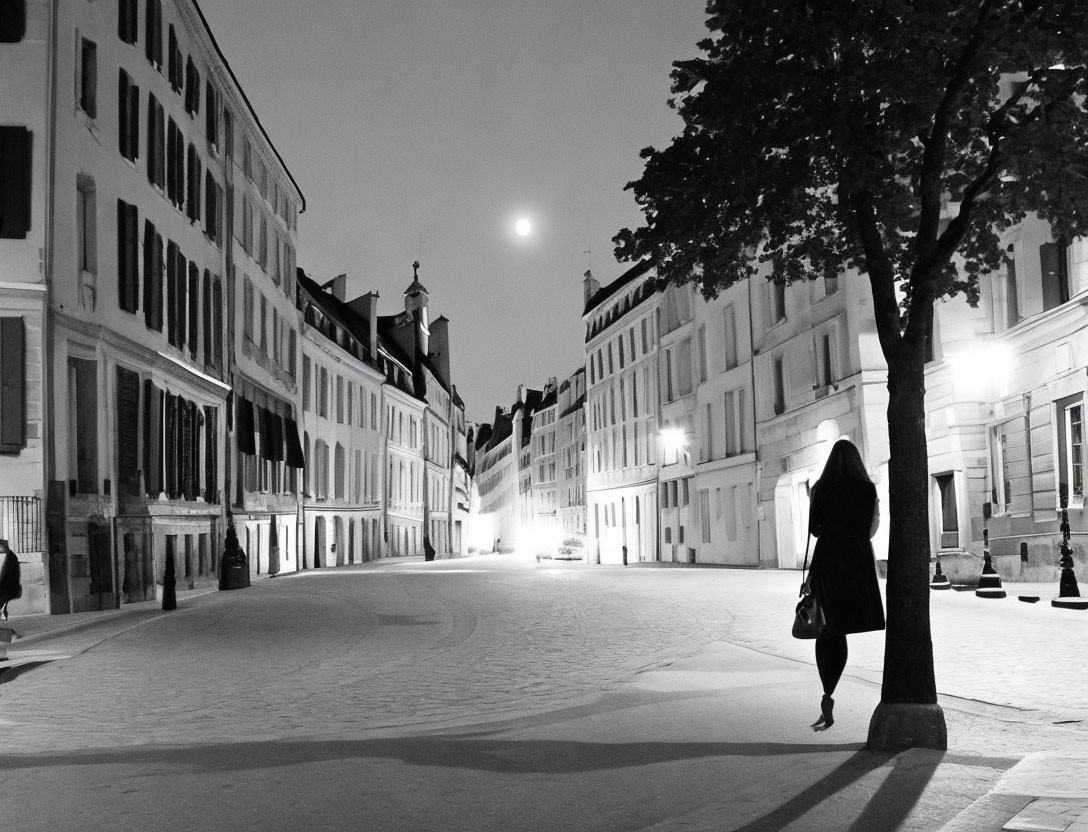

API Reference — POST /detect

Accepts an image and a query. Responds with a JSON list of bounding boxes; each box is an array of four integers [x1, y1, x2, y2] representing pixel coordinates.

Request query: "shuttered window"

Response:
[[188, 261, 199, 359], [0, 126, 32, 239], [0, 318, 25, 452], [118, 69, 139, 161], [146, 92, 164, 188], [79, 38, 97, 119], [143, 220, 163, 331], [144, 0, 162, 66], [118, 0, 137, 44], [116, 199, 139, 313], [0, 1, 27, 42]]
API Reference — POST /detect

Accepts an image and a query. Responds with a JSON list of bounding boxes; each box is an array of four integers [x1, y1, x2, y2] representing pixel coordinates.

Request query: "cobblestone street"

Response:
[[2, 555, 1087, 831]]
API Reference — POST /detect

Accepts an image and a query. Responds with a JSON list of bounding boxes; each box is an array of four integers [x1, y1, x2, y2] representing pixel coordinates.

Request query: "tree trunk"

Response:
[[867, 340, 947, 751]]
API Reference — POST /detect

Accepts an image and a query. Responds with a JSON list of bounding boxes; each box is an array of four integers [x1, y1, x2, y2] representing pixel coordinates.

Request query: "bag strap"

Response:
[[799, 534, 812, 596]]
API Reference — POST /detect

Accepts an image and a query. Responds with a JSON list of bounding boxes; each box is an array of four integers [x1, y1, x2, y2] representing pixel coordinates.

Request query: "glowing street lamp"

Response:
[[659, 426, 687, 461]]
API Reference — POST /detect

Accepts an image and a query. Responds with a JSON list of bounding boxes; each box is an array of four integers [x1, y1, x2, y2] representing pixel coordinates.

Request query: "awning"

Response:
[[236, 396, 255, 455], [284, 417, 305, 468], [270, 412, 284, 462]]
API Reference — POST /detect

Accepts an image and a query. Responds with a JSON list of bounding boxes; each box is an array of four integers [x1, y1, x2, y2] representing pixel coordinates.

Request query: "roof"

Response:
[[559, 393, 585, 419], [190, 0, 305, 211], [533, 389, 557, 415], [296, 270, 374, 364], [583, 259, 654, 316]]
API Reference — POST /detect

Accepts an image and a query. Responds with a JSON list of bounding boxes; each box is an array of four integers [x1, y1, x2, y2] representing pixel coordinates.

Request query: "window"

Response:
[[146, 92, 165, 188], [142, 220, 163, 330], [1040, 240, 1070, 312], [166, 118, 183, 208], [259, 294, 267, 355], [188, 262, 198, 358], [1057, 395, 1085, 507], [771, 280, 786, 324], [77, 175, 97, 278], [118, 70, 139, 161], [722, 307, 738, 371], [202, 270, 212, 367], [663, 349, 674, 401], [302, 358, 311, 411], [168, 248, 185, 348], [205, 80, 220, 150], [242, 276, 254, 342], [815, 331, 835, 393], [772, 356, 786, 415], [346, 383, 353, 425], [204, 171, 221, 244], [117, 199, 139, 313], [696, 325, 707, 383], [145, 0, 163, 66], [336, 376, 344, 423], [703, 402, 714, 461], [1, 2, 26, 42], [212, 276, 223, 367], [724, 389, 746, 456], [677, 338, 692, 397], [167, 26, 182, 92], [0, 126, 32, 239], [184, 56, 200, 116], [319, 367, 328, 417], [0, 317, 26, 452], [990, 423, 1013, 514], [935, 473, 959, 548], [186, 144, 201, 222], [118, 0, 137, 44], [618, 336, 625, 369], [68, 357, 98, 493], [79, 37, 97, 119], [334, 443, 345, 499], [824, 273, 839, 295], [641, 318, 649, 354]]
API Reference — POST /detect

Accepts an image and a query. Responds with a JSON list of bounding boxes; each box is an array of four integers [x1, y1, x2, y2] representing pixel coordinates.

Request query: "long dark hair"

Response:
[[817, 439, 872, 487]]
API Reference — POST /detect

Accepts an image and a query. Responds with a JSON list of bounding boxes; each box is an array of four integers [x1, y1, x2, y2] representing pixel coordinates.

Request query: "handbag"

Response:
[[792, 535, 830, 639]]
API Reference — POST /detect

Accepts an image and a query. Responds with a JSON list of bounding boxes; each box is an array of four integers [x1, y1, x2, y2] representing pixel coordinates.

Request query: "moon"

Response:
[[515, 218, 531, 237]]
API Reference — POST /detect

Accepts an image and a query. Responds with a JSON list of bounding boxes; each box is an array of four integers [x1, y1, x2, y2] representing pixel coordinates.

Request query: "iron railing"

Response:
[[0, 496, 42, 552]]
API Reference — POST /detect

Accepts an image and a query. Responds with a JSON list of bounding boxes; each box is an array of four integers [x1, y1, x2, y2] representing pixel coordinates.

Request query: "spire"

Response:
[[405, 260, 428, 296]]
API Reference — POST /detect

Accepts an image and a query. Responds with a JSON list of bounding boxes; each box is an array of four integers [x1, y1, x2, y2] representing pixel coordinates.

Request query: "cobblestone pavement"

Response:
[[2, 555, 1087, 832], [0, 557, 741, 754], [4, 559, 1087, 756]]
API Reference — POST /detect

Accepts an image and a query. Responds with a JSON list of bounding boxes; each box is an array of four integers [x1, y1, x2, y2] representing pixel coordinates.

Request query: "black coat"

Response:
[[807, 479, 885, 636], [0, 549, 21, 608]]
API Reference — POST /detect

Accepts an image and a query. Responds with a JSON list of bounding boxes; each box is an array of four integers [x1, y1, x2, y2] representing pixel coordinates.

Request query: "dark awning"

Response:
[[270, 412, 284, 462], [284, 417, 305, 468], [236, 396, 255, 455]]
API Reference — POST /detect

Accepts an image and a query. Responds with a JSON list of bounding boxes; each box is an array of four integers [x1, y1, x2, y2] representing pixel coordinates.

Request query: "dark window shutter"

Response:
[[118, 71, 129, 157], [166, 240, 177, 344], [236, 397, 255, 455], [142, 219, 155, 326], [0, 317, 26, 451], [117, 199, 138, 312], [0, 126, 32, 239], [212, 276, 223, 367], [129, 81, 139, 160], [202, 269, 211, 365], [119, 0, 137, 44], [0, 1, 27, 43], [188, 261, 199, 358], [176, 250, 187, 349], [205, 405, 217, 504]]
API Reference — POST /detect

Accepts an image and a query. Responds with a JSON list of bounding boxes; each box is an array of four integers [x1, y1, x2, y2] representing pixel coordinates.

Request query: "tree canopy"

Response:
[[615, 0, 1088, 357]]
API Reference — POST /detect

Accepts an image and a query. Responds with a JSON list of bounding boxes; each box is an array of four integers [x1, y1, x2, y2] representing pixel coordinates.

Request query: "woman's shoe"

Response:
[[815, 695, 835, 730]]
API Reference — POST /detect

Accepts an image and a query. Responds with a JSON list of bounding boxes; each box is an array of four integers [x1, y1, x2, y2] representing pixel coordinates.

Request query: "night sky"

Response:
[[200, 0, 707, 423]]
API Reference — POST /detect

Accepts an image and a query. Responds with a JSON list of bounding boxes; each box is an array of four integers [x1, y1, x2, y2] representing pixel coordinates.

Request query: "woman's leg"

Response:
[[815, 635, 848, 696]]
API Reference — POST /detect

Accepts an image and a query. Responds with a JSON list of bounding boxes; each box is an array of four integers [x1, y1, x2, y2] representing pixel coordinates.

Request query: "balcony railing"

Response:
[[1, 496, 42, 552]]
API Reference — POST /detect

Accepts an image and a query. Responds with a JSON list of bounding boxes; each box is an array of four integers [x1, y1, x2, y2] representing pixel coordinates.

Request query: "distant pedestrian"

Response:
[[805, 439, 885, 730], [424, 537, 436, 562], [0, 538, 21, 622]]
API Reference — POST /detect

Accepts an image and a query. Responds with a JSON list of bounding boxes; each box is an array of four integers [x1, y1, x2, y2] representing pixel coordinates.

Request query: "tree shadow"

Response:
[[727, 747, 947, 832], [1, 736, 864, 775]]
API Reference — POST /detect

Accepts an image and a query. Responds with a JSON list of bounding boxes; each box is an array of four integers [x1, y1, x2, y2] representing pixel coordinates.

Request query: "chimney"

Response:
[[322, 273, 348, 301], [583, 269, 600, 307], [430, 316, 450, 385], [516, 384, 525, 405], [361, 291, 379, 359]]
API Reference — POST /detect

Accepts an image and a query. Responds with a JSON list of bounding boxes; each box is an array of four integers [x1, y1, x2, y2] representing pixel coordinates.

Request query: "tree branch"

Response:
[[851, 190, 903, 359]]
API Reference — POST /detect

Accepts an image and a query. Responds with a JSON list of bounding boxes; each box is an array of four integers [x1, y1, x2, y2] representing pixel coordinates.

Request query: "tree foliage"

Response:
[[615, 0, 1088, 355]]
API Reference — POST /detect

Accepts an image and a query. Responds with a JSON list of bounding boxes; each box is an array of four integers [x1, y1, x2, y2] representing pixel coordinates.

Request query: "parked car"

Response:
[[555, 537, 585, 560]]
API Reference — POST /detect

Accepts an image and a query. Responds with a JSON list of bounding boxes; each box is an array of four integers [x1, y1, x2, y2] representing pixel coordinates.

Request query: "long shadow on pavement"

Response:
[[0, 736, 864, 774], [728, 747, 945, 832]]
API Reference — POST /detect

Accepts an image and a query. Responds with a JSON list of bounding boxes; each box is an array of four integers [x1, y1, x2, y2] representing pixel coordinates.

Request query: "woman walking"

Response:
[[806, 439, 885, 729]]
